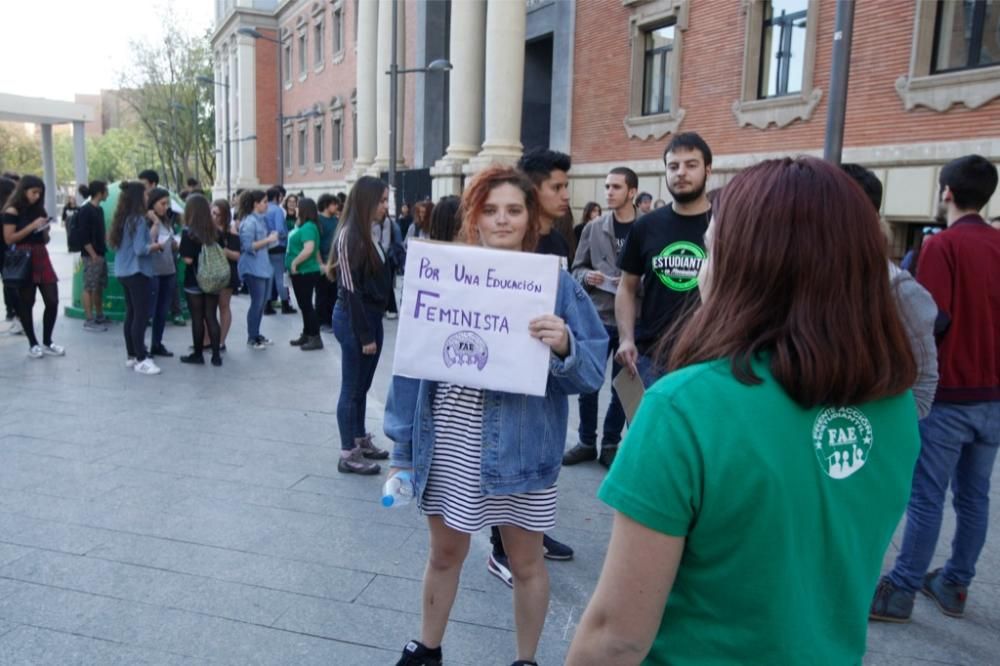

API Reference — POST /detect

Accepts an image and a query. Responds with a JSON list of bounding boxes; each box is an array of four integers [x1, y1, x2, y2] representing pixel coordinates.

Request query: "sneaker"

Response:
[[385, 311, 399, 320], [290, 334, 307, 346], [83, 319, 107, 332], [337, 447, 381, 475], [180, 352, 205, 365], [300, 335, 324, 351], [150, 344, 174, 358], [133, 358, 162, 376], [171, 315, 186, 326], [95, 315, 111, 325], [263, 304, 277, 315], [356, 433, 389, 460], [257, 335, 274, 346], [487, 552, 514, 589], [543, 534, 574, 561], [598, 446, 619, 469], [281, 301, 297, 314], [922, 569, 967, 618], [8, 319, 23, 335], [125, 357, 138, 368], [562, 443, 597, 466], [395, 640, 442, 666], [869, 577, 915, 623], [248, 339, 268, 350], [27, 345, 44, 359], [41, 343, 65, 357], [320, 324, 334, 334]]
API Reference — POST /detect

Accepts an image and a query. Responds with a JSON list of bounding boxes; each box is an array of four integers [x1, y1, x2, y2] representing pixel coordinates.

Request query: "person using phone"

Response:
[[1, 174, 65, 359], [237, 190, 277, 349]]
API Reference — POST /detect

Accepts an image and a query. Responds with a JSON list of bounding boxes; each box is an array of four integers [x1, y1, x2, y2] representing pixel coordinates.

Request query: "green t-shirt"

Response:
[[599, 357, 920, 666], [285, 221, 321, 274]]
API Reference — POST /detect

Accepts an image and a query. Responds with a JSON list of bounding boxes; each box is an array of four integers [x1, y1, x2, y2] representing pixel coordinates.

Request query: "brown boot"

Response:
[[356, 433, 389, 460]]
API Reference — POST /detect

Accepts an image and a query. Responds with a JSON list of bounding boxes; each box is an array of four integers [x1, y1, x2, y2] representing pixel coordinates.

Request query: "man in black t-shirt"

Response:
[[616, 132, 713, 387], [518, 148, 573, 268], [78, 181, 109, 331]]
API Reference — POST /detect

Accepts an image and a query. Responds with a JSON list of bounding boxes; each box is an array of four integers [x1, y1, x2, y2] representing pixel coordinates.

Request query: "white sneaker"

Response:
[[8, 319, 23, 335], [27, 345, 44, 359], [41, 343, 65, 356], [385, 312, 399, 320], [133, 358, 161, 375], [125, 357, 137, 368]]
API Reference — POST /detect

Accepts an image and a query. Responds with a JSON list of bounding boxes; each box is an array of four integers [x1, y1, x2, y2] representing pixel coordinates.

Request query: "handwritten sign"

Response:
[[392, 240, 560, 396]]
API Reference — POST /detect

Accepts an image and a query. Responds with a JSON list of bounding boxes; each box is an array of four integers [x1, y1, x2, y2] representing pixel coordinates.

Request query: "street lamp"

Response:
[[387, 0, 451, 213], [237, 27, 290, 187], [197, 75, 232, 201]]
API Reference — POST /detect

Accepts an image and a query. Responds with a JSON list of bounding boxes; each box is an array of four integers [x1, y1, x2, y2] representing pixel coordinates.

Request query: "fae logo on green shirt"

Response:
[[651, 241, 706, 291], [812, 407, 874, 480]]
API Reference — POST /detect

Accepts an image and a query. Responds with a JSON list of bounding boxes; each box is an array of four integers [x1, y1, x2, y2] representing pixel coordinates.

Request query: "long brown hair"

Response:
[[665, 157, 916, 408], [212, 198, 232, 232], [184, 194, 215, 244], [327, 175, 386, 276], [108, 181, 147, 249], [413, 201, 434, 232], [460, 166, 540, 252]]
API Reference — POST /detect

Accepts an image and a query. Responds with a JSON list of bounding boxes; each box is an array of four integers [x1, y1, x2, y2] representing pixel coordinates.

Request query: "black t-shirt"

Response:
[[2, 207, 48, 245], [612, 216, 632, 254], [535, 228, 572, 269], [179, 229, 206, 290], [224, 230, 240, 289], [618, 204, 709, 352], [77, 202, 106, 256]]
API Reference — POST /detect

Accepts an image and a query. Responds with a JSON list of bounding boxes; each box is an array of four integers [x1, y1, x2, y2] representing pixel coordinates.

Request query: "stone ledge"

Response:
[[731, 88, 823, 130], [895, 68, 1000, 112], [623, 108, 686, 141]]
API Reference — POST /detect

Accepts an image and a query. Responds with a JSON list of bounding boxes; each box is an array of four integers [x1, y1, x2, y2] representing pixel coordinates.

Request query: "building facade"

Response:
[[211, 0, 1000, 249]]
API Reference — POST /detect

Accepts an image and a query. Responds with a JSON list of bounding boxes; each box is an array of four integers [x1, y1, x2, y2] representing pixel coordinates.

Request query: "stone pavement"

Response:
[[0, 230, 996, 665]]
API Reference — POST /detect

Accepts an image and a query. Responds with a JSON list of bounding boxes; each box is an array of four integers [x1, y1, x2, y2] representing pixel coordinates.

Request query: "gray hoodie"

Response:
[[890, 262, 938, 418], [571, 211, 638, 327]]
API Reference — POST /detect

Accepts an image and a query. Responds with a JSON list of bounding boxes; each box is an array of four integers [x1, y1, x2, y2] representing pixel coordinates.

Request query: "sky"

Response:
[[4, 0, 214, 101]]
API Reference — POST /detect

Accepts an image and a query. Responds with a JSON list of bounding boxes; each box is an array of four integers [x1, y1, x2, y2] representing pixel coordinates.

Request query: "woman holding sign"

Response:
[[327, 176, 393, 475], [384, 166, 607, 666]]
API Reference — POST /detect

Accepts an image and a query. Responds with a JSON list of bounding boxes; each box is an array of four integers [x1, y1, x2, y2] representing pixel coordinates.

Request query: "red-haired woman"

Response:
[[385, 166, 607, 666], [567, 157, 922, 665]]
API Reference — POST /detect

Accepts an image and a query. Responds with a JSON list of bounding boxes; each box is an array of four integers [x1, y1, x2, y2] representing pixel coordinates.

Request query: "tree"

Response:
[[116, 13, 215, 192], [0, 123, 42, 176], [87, 126, 147, 184]]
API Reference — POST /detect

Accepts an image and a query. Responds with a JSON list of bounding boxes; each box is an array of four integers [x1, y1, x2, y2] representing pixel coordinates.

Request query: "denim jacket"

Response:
[[384, 271, 609, 497], [113, 215, 154, 278], [238, 213, 274, 279]]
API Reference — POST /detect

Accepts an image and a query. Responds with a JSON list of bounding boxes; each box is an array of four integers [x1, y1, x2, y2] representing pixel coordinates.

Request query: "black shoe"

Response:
[[395, 640, 442, 666], [289, 334, 307, 346], [281, 301, 297, 314], [300, 335, 324, 351], [511, 662, 539, 666], [180, 353, 205, 365], [263, 304, 277, 315], [211, 354, 223, 367], [598, 446, 619, 469], [150, 344, 174, 358], [543, 534, 574, 561], [562, 443, 597, 466]]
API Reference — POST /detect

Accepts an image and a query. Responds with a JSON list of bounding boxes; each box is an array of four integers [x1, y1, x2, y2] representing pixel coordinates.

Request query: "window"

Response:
[[298, 32, 307, 77], [298, 126, 307, 168], [896, 0, 1000, 112], [332, 117, 343, 163], [757, 0, 808, 98], [283, 42, 292, 84], [624, 0, 689, 140], [332, 5, 344, 55], [283, 128, 292, 172], [314, 18, 325, 66], [642, 24, 674, 116], [932, 0, 999, 73], [313, 120, 324, 164], [732, 0, 821, 130]]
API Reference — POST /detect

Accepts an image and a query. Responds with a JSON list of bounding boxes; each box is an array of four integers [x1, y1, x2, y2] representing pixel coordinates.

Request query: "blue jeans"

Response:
[[149, 273, 176, 347], [332, 302, 383, 451], [268, 252, 286, 302], [888, 402, 1000, 591], [245, 275, 269, 342], [637, 352, 664, 389], [578, 325, 626, 448]]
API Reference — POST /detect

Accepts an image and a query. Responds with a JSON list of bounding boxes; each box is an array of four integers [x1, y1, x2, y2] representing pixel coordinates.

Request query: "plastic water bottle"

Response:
[[381, 471, 414, 508]]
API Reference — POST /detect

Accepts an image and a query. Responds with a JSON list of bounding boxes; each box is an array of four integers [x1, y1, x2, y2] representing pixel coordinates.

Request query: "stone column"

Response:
[[40, 124, 57, 215], [353, 0, 378, 178], [236, 33, 258, 187], [430, 0, 487, 197], [72, 121, 87, 202], [466, 0, 526, 172]]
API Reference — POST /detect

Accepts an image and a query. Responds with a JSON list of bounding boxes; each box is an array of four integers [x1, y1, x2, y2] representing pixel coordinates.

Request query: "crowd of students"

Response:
[[2, 135, 1000, 665]]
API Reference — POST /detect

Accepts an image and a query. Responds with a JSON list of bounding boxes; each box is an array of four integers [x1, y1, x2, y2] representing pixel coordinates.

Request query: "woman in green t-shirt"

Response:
[[286, 197, 323, 351], [566, 157, 922, 666]]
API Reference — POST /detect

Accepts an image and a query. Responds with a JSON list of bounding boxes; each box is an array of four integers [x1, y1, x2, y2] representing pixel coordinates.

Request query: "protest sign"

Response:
[[392, 240, 560, 396]]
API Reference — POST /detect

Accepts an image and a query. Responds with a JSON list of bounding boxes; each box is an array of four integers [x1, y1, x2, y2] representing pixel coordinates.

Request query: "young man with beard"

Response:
[[564, 167, 639, 468], [616, 132, 713, 386], [518, 148, 573, 268]]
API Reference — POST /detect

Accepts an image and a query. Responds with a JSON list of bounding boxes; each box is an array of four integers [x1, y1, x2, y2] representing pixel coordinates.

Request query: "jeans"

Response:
[[149, 273, 176, 347], [888, 402, 1000, 591], [332, 302, 383, 451], [290, 272, 320, 336], [637, 352, 664, 388], [120, 274, 152, 361], [268, 252, 286, 302], [245, 275, 269, 342], [578, 325, 626, 448]]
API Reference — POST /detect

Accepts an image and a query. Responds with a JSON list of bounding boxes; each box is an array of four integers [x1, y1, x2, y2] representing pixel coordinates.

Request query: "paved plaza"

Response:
[[0, 232, 997, 665]]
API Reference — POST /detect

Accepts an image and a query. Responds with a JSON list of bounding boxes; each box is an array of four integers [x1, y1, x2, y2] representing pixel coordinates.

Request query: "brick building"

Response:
[[210, 0, 1000, 249]]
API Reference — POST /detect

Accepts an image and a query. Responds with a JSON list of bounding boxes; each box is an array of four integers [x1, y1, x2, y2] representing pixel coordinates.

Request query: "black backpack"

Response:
[[67, 208, 85, 252]]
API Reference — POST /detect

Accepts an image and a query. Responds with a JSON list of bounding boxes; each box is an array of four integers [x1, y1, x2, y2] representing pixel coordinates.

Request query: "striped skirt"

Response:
[[419, 383, 558, 534]]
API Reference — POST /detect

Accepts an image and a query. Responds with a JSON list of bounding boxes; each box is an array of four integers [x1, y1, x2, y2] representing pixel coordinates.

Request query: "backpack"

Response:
[[67, 209, 85, 252], [196, 243, 230, 293]]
